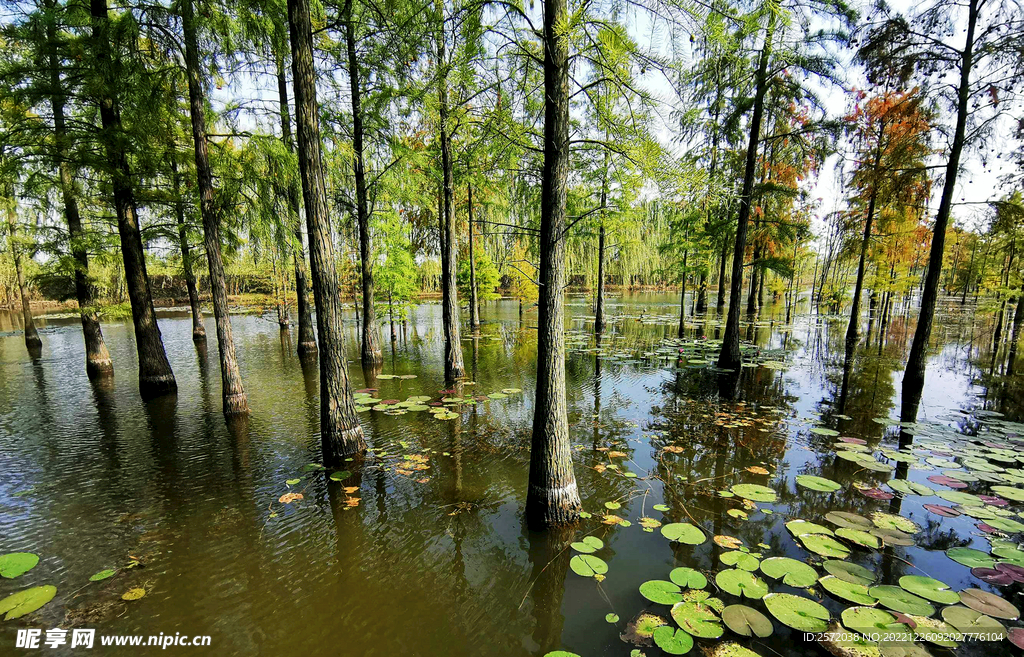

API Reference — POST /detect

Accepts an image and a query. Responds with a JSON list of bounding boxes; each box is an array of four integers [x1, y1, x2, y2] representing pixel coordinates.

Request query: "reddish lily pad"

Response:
[[922, 504, 960, 517]]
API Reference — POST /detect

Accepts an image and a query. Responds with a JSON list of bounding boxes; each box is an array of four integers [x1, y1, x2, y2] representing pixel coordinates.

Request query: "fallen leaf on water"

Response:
[[121, 588, 146, 601], [746, 466, 769, 475], [278, 493, 303, 504], [714, 535, 742, 549]]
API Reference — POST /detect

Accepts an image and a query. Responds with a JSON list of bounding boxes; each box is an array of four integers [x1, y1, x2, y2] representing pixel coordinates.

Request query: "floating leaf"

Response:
[[885, 479, 933, 497], [670, 601, 724, 638], [823, 561, 875, 586], [759, 557, 817, 588], [746, 466, 769, 475], [569, 555, 608, 578], [715, 569, 769, 600], [731, 484, 776, 503], [799, 534, 851, 558], [285, 478, 301, 485], [606, 613, 619, 623], [89, 569, 116, 582], [0, 553, 39, 579], [708, 643, 761, 657], [714, 535, 742, 549], [722, 604, 773, 637], [898, 576, 959, 605], [0, 586, 57, 620], [811, 427, 840, 436], [763, 593, 830, 632], [906, 614, 959, 648], [836, 528, 881, 549], [652, 626, 694, 655], [825, 512, 873, 530], [329, 471, 351, 481], [868, 585, 935, 616], [543, 652, 580, 657], [621, 612, 668, 645], [652, 504, 670, 512], [661, 523, 705, 545], [786, 520, 834, 536], [720, 551, 760, 572], [121, 588, 146, 601], [946, 547, 996, 569], [570, 536, 604, 554], [819, 576, 877, 605], [958, 588, 1019, 619], [922, 504, 960, 517], [936, 490, 983, 507], [639, 580, 684, 605], [870, 512, 920, 534], [669, 567, 707, 589], [990, 485, 1024, 502], [840, 607, 912, 642], [278, 493, 303, 504], [941, 605, 1006, 640], [796, 475, 842, 492]]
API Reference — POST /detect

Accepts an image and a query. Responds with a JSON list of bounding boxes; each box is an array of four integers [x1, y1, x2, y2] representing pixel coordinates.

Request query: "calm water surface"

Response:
[[1, 293, 1022, 656]]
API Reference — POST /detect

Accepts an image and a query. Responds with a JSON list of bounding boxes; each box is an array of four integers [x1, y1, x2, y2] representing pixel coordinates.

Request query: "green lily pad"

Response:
[[958, 588, 1019, 619], [639, 580, 684, 605], [661, 523, 705, 545], [936, 490, 983, 507], [822, 560, 875, 586], [898, 576, 960, 605], [826, 512, 873, 530], [796, 475, 842, 492], [946, 547, 997, 569], [870, 512, 920, 534], [811, 427, 840, 436], [605, 613, 619, 623], [569, 555, 608, 578], [652, 626, 694, 655], [731, 484, 777, 502], [786, 520, 834, 536], [543, 652, 580, 657], [669, 567, 708, 589], [941, 605, 1006, 640], [906, 614, 959, 648], [983, 516, 1024, 532], [868, 585, 935, 616], [653, 504, 670, 512], [707, 643, 761, 657], [89, 569, 116, 582], [0, 585, 57, 620], [721, 604, 773, 637], [762, 593, 830, 632], [670, 601, 724, 638], [886, 480, 933, 496], [0, 553, 39, 579], [836, 528, 881, 549], [799, 534, 851, 558], [715, 569, 769, 599], [990, 485, 1024, 502], [570, 536, 604, 554], [840, 606, 913, 641], [329, 471, 351, 481], [720, 551, 760, 572], [819, 576, 877, 605], [759, 557, 818, 588], [869, 528, 915, 547]]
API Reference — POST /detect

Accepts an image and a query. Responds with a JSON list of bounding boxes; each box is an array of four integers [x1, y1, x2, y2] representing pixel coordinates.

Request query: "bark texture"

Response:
[[288, 0, 366, 459], [526, 0, 582, 529], [170, 158, 206, 341]]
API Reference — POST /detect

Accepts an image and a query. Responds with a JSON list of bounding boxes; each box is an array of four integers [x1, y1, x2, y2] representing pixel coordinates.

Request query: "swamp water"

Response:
[[1, 293, 1023, 657]]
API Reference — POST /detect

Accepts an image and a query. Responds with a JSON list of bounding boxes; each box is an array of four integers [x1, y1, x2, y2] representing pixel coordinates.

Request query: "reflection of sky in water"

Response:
[[0, 294, 1021, 657]]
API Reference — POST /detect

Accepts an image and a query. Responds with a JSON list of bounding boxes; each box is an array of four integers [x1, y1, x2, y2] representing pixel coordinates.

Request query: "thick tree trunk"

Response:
[[902, 0, 978, 423], [182, 0, 249, 416], [468, 184, 480, 329], [1007, 288, 1023, 376], [717, 16, 774, 370], [5, 198, 42, 355], [526, 0, 582, 529], [89, 0, 176, 399], [46, 22, 112, 376], [845, 185, 878, 352], [343, 0, 382, 366], [696, 272, 707, 313], [170, 158, 206, 342], [288, 0, 366, 460], [276, 46, 317, 357], [435, 8, 465, 381]]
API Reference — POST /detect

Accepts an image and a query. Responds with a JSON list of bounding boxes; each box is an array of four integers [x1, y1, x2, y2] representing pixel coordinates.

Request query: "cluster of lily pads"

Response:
[[352, 384, 522, 420]]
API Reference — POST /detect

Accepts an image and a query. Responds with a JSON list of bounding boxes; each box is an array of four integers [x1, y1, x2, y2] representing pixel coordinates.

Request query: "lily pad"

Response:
[[661, 523, 705, 545], [762, 593, 830, 632], [796, 475, 842, 492], [759, 557, 818, 588], [621, 612, 668, 645], [0, 553, 39, 579], [898, 576, 959, 605], [670, 601, 724, 638], [569, 555, 608, 578], [121, 588, 146, 601], [799, 533, 851, 558], [836, 528, 881, 549], [906, 614, 960, 648], [990, 485, 1024, 502], [570, 536, 604, 554], [958, 588, 1019, 619], [639, 580, 684, 605], [720, 551, 760, 572], [826, 512, 873, 530], [886, 480, 934, 496], [708, 643, 761, 657], [946, 547, 997, 569], [89, 569, 116, 582], [868, 585, 935, 616], [722, 604, 773, 637], [786, 520, 835, 536], [731, 484, 777, 503], [840, 606, 912, 641], [715, 569, 769, 600], [669, 567, 708, 589], [941, 605, 1006, 640], [823, 560, 875, 586], [870, 512, 920, 534], [652, 626, 694, 655], [819, 576, 877, 605], [0, 585, 57, 620]]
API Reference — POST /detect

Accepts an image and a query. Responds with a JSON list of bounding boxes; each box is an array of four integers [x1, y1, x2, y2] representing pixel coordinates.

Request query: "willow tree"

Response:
[[287, 0, 366, 459], [88, 0, 176, 399], [859, 0, 1024, 421], [179, 0, 249, 415]]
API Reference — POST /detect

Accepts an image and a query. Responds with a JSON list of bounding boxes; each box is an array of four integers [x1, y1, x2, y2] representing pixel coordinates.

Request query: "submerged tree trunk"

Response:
[[435, 6, 465, 381], [526, 0, 582, 529], [595, 161, 608, 333], [902, 0, 978, 423], [89, 0, 176, 399], [5, 196, 42, 355], [288, 0, 366, 460], [170, 158, 206, 341], [276, 45, 317, 357], [696, 272, 707, 313], [182, 0, 249, 416], [678, 248, 688, 338], [718, 16, 774, 371], [344, 0, 382, 366], [468, 184, 480, 329], [846, 184, 878, 352], [1007, 289, 1024, 377], [45, 20, 112, 375]]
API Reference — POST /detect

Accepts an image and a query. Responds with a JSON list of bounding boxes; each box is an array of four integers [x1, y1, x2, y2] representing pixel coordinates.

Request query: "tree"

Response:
[[376, 212, 418, 341], [287, 0, 365, 460]]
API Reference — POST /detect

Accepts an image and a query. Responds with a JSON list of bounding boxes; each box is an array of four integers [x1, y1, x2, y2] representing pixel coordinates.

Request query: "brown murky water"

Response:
[[1, 294, 1022, 656]]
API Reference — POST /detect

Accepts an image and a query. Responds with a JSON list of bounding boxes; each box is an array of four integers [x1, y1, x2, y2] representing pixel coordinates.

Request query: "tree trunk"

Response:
[[170, 158, 206, 342], [845, 184, 878, 352], [434, 4, 465, 381], [746, 245, 760, 314], [717, 16, 774, 371], [46, 17, 112, 376], [678, 248, 687, 338], [276, 45, 317, 357], [89, 0, 176, 399], [901, 0, 978, 423], [594, 161, 608, 333], [288, 0, 366, 460], [343, 0, 383, 366], [5, 196, 42, 355], [1007, 288, 1023, 376], [526, 0, 582, 529], [182, 0, 249, 416], [468, 184, 480, 329], [696, 272, 707, 313], [716, 235, 728, 311]]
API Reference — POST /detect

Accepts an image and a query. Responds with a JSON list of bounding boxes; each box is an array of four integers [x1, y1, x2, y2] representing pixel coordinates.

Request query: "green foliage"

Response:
[[457, 248, 499, 302]]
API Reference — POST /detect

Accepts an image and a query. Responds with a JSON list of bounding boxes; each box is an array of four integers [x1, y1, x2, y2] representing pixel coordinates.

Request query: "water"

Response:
[[1, 293, 1022, 656]]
